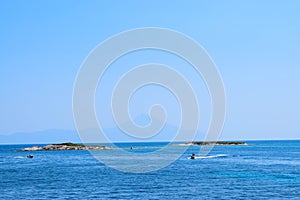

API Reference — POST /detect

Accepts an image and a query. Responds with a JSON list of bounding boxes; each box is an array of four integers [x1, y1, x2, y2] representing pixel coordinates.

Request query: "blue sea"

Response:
[[1, 140, 299, 199]]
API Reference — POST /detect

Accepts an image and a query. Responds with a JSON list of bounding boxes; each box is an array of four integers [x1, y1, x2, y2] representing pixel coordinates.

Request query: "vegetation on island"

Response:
[[21, 142, 111, 151], [184, 141, 247, 146], [53, 142, 85, 147]]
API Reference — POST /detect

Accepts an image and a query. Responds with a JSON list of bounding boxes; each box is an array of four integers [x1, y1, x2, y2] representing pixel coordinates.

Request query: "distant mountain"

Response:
[[0, 129, 81, 144], [0, 124, 201, 144]]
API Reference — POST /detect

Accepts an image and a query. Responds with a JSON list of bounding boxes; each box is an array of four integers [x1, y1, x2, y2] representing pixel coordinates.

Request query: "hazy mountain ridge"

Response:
[[0, 129, 81, 144]]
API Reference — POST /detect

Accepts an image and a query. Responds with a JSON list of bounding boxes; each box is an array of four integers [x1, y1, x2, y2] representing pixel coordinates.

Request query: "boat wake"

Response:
[[14, 156, 27, 159], [188, 154, 229, 159]]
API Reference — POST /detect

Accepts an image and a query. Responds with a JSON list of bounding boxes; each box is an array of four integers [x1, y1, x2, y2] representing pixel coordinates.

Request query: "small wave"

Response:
[[14, 156, 27, 159], [188, 154, 229, 159]]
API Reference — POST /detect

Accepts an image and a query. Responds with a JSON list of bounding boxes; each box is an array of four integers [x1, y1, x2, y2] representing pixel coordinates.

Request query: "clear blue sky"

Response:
[[0, 0, 299, 142]]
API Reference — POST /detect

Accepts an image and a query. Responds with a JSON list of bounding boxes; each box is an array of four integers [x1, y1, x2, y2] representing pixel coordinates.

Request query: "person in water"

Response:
[[190, 153, 196, 159]]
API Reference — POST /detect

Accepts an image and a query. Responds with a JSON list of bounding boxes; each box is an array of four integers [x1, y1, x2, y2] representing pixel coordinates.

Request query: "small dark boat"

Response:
[[27, 155, 34, 158], [190, 153, 196, 160]]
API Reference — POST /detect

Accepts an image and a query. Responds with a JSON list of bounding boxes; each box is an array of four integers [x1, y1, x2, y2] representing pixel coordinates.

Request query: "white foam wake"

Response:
[[14, 156, 27, 159], [188, 154, 229, 159]]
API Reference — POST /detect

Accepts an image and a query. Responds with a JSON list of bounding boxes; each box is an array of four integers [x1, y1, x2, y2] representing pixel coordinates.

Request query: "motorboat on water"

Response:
[[190, 153, 196, 160]]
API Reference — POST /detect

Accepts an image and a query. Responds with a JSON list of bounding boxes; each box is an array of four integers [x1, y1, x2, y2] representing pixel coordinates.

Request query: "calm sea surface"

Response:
[[1, 140, 299, 199]]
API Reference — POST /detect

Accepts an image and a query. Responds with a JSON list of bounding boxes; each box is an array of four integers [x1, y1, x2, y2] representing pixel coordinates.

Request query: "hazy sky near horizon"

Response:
[[0, 1, 299, 141]]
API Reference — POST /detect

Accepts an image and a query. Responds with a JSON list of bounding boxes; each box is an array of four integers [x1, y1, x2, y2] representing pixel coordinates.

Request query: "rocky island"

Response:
[[21, 142, 112, 151], [180, 141, 247, 146]]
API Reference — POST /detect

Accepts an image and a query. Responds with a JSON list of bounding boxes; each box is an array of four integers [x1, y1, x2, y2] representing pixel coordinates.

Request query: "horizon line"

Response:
[[1, 138, 299, 145]]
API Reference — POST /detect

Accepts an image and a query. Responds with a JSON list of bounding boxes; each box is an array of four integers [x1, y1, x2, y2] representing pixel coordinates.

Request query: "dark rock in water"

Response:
[[21, 142, 112, 151]]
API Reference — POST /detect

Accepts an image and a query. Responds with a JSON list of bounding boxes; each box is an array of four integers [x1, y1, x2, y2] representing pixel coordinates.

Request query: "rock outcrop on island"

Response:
[[21, 142, 112, 151], [181, 141, 247, 146]]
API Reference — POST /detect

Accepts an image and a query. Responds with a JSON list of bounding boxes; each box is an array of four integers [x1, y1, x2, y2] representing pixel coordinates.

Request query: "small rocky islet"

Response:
[[182, 141, 247, 146], [21, 142, 112, 151]]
